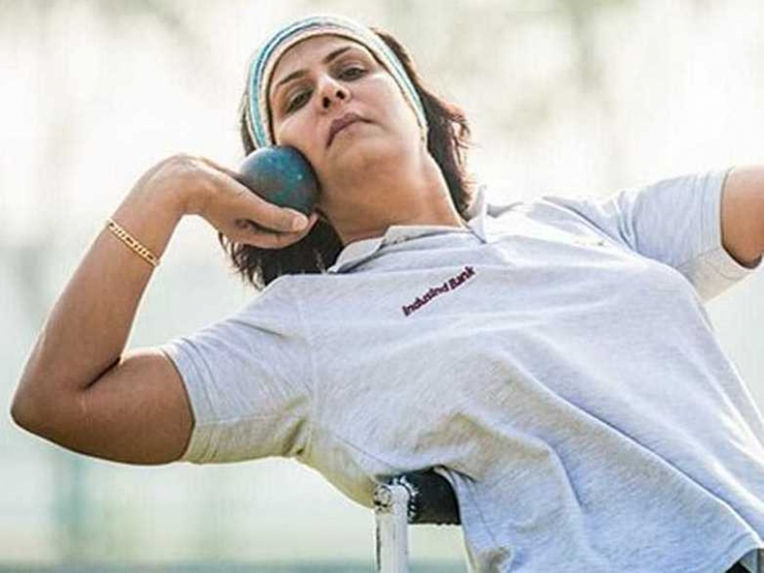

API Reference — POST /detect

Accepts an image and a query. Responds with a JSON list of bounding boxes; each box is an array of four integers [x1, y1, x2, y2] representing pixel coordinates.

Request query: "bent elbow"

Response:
[[10, 388, 43, 434], [9, 382, 62, 439]]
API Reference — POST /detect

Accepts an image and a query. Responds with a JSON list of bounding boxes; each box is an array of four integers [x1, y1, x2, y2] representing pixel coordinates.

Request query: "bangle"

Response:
[[105, 218, 160, 268]]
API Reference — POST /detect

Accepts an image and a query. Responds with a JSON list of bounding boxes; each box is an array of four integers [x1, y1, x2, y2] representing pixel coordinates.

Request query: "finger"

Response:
[[238, 226, 305, 249], [280, 210, 319, 234], [301, 211, 321, 235], [234, 203, 308, 234], [233, 211, 319, 248], [247, 211, 318, 241], [223, 222, 280, 248], [278, 211, 319, 241], [191, 156, 312, 232], [195, 155, 241, 181], [225, 176, 310, 233]]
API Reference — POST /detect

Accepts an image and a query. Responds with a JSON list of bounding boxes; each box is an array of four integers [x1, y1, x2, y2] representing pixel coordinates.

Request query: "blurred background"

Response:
[[2, 0, 763, 571]]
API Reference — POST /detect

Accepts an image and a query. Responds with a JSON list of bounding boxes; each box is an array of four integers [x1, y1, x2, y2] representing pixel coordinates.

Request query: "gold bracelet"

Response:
[[105, 218, 160, 268]]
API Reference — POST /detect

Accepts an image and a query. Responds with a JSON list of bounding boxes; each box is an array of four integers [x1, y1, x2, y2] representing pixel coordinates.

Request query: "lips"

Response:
[[327, 112, 366, 147]]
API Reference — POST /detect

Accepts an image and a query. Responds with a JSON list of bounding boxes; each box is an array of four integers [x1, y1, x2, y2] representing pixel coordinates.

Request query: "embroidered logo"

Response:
[[402, 265, 476, 317]]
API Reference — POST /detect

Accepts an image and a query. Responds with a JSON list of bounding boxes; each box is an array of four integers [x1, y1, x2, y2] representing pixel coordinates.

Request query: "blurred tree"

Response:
[[295, 0, 635, 188], [0, 0, 222, 562]]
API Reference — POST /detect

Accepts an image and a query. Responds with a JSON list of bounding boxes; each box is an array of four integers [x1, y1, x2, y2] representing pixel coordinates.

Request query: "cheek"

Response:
[[375, 79, 419, 131], [273, 119, 323, 169], [274, 117, 309, 149], [271, 115, 294, 146]]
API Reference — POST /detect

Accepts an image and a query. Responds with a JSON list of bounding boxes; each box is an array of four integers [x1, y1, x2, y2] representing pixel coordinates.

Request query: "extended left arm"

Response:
[[720, 165, 764, 268]]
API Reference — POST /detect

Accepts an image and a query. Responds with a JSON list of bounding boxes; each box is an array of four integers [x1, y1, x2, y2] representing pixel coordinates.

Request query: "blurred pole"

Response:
[[7, 0, 94, 561], [556, 0, 631, 189], [5, 0, 208, 561]]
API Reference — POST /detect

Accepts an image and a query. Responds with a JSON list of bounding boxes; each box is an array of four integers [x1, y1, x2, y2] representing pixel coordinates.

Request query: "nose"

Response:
[[318, 76, 349, 110]]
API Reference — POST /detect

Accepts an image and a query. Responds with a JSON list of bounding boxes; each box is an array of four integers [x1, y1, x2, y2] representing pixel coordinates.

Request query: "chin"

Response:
[[334, 134, 410, 172]]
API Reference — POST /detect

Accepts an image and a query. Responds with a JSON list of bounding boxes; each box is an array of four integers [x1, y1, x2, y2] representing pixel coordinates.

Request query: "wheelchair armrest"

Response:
[[380, 469, 461, 525]]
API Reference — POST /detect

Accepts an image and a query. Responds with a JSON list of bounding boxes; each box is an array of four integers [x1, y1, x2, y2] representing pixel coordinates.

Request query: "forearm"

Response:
[[12, 167, 187, 417], [721, 165, 764, 268]]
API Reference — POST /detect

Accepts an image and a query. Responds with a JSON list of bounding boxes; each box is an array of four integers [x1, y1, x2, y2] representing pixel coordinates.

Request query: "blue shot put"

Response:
[[237, 146, 320, 216]]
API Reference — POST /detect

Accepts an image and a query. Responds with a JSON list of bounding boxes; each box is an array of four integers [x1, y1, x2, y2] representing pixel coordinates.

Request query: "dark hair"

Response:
[[218, 26, 477, 291]]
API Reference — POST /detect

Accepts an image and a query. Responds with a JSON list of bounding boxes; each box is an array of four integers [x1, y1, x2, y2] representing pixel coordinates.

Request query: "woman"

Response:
[[10, 13, 764, 573]]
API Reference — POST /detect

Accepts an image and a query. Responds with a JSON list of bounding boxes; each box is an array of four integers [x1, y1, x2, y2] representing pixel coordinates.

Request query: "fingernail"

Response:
[[291, 214, 308, 230]]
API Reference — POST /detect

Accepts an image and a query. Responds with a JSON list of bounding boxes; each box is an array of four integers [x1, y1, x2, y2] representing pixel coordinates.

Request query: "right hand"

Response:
[[148, 154, 320, 249]]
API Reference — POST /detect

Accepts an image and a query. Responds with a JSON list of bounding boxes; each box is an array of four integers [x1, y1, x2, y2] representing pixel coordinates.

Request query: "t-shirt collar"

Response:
[[327, 184, 489, 274]]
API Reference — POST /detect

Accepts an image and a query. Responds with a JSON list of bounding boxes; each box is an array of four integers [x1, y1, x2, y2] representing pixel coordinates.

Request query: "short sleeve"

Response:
[[158, 279, 312, 464], [541, 167, 761, 302]]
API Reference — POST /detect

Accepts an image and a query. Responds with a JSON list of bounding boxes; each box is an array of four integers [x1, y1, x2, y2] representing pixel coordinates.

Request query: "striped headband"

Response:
[[245, 14, 429, 149]]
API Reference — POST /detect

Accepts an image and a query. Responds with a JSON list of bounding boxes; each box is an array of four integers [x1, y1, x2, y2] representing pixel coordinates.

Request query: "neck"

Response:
[[319, 150, 467, 247]]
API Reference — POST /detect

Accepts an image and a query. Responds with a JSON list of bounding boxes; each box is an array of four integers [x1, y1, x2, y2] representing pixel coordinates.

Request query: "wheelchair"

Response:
[[373, 468, 460, 573]]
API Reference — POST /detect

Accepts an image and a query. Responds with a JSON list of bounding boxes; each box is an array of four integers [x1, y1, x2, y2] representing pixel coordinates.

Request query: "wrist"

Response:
[[128, 155, 200, 218], [130, 182, 188, 221], [112, 178, 186, 260]]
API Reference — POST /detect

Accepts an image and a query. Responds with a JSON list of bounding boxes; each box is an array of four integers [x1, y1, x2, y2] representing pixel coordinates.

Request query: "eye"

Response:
[[339, 65, 365, 79], [286, 90, 310, 113], [283, 66, 367, 114]]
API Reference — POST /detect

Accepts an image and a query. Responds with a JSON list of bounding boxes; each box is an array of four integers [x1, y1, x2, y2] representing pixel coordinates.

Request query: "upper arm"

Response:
[[16, 347, 194, 465], [541, 167, 761, 301], [14, 284, 312, 466], [720, 165, 764, 269]]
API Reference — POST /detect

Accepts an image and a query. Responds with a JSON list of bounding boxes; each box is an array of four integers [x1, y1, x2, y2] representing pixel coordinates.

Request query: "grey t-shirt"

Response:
[[160, 167, 763, 572]]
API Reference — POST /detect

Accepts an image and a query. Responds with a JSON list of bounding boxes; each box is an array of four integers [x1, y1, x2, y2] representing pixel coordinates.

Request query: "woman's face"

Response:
[[267, 35, 423, 195]]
